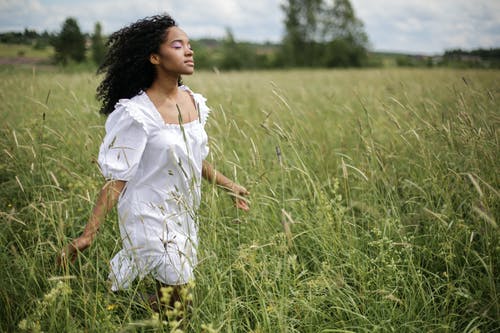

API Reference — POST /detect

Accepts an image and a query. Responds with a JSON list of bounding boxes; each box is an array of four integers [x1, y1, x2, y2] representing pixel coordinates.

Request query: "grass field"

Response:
[[0, 66, 498, 332], [0, 44, 53, 58]]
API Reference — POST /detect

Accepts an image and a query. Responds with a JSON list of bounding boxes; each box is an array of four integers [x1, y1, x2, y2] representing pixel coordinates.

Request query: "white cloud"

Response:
[[170, 0, 283, 41], [351, 0, 500, 53], [0, 0, 499, 53]]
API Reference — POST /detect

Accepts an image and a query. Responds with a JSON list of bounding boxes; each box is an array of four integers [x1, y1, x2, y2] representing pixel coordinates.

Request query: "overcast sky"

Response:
[[1, 0, 499, 55]]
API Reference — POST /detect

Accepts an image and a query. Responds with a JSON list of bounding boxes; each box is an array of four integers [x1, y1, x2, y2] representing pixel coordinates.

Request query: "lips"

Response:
[[185, 60, 194, 66]]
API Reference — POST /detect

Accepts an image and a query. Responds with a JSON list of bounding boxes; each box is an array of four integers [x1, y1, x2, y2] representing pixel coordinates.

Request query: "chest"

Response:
[[155, 96, 199, 125], [147, 122, 207, 156]]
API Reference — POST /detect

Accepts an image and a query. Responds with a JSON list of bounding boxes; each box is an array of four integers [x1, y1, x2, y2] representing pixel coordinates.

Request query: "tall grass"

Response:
[[0, 67, 498, 332]]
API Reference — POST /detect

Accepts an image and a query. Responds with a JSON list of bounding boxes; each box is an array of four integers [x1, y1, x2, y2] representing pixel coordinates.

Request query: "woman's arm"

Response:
[[202, 160, 250, 211], [58, 180, 126, 265]]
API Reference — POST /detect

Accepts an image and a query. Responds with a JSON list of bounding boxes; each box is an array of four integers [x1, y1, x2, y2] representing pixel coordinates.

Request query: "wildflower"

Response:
[[169, 320, 180, 329], [18, 319, 28, 330], [201, 323, 218, 333], [166, 309, 176, 318], [106, 303, 117, 311], [160, 286, 174, 304], [43, 281, 71, 304], [179, 282, 194, 302]]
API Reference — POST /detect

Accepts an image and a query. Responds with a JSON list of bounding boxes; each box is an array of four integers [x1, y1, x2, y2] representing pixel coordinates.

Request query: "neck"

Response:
[[148, 73, 180, 98]]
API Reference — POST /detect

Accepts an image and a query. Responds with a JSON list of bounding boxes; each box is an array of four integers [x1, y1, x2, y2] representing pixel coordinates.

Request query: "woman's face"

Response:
[[152, 26, 194, 75]]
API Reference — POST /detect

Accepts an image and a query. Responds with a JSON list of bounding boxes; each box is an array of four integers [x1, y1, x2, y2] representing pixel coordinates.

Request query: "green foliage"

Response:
[[191, 37, 279, 71], [220, 28, 247, 70], [323, 37, 366, 67], [0, 67, 499, 332], [0, 29, 52, 45], [189, 40, 214, 69], [52, 17, 86, 65], [4, 25, 498, 70], [91, 22, 106, 66], [281, 0, 368, 67], [441, 48, 500, 69]]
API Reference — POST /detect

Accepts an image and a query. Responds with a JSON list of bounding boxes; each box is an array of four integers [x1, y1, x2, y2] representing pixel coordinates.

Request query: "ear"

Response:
[[149, 53, 160, 65]]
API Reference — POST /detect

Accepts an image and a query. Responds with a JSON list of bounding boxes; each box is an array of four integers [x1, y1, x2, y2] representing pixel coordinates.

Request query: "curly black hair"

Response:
[[96, 14, 181, 115]]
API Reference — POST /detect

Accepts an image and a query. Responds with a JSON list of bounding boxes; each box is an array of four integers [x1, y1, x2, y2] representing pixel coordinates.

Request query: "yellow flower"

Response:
[[106, 303, 117, 311], [160, 286, 173, 304]]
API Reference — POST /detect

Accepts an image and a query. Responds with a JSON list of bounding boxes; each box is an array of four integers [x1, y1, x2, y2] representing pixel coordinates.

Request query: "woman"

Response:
[[59, 14, 249, 312]]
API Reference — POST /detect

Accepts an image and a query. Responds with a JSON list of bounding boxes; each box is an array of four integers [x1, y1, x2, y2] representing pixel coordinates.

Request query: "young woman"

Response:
[[59, 14, 249, 311]]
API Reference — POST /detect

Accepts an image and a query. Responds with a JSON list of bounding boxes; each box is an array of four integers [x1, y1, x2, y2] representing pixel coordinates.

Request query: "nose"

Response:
[[185, 47, 193, 56]]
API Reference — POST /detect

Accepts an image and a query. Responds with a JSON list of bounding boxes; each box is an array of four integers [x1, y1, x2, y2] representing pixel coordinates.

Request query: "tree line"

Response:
[[1, 0, 499, 69], [0, 0, 370, 69], [0, 19, 106, 66]]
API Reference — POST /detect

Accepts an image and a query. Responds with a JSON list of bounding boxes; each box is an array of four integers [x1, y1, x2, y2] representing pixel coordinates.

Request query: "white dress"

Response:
[[97, 85, 210, 291]]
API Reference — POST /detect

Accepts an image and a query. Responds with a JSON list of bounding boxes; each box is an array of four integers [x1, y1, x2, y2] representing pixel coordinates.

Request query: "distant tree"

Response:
[[189, 40, 211, 69], [321, 0, 367, 43], [321, 0, 368, 66], [280, 0, 368, 67], [281, 0, 322, 66], [23, 28, 38, 41], [395, 55, 416, 67], [91, 22, 106, 66], [52, 17, 86, 64], [33, 30, 51, 49], [220, 28, 240, 69], [0, 29, 41, 44], [220, 28, 253, 70]]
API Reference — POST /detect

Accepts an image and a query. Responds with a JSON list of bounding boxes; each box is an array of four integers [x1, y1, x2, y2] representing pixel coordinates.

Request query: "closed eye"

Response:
[[171, 41, 183, 49]]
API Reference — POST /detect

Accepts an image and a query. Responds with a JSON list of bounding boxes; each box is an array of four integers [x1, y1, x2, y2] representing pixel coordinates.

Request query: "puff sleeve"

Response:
[[98, 104, 148, 181]]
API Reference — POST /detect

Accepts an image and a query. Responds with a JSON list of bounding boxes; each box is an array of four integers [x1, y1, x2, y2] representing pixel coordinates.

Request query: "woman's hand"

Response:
[[229, 183, 250, 211], [201, 161, 250, 211], [57, 180, 125, 267], [57, 236, 91, 266]]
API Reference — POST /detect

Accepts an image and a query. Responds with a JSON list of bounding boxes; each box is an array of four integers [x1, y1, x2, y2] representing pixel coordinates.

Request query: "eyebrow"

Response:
[[168, 37, 190, 44]]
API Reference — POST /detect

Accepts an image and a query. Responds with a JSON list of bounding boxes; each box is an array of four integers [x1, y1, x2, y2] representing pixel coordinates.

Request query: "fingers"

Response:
[[231, 184, 250, 211], [57, 243, 78, 267], [58, 247, 70, 266], [237, 185, 249, 196], [234, 192, 250, 211], [58, 250, 69, 267], [236, 199, 250, 211]]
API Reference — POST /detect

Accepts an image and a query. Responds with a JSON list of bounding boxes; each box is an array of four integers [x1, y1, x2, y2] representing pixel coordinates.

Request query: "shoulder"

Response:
[[180, 85, 208, 106], [106, 92, 158, 134], [180, 85, 211, 124]]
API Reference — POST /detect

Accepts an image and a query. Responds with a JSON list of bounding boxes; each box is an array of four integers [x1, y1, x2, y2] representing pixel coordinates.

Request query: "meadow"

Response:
[[0, 66, 498, 332]]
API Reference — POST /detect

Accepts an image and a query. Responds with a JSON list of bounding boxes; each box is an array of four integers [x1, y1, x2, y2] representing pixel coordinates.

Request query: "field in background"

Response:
[[0, 67, 498, 332], [0, 44, 54, 66]]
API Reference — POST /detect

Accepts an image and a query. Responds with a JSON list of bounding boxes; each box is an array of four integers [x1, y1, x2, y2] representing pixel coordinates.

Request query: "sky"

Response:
[[1, 0, 499, 55]]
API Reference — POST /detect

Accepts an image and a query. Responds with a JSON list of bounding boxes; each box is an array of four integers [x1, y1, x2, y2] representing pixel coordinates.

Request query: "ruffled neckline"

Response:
[[141, 85, 202, 129]]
